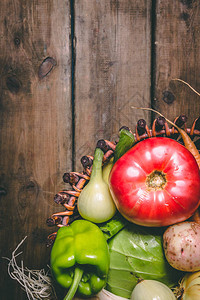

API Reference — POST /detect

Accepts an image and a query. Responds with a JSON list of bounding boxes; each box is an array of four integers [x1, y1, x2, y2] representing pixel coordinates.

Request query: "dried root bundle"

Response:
[[3, 236, 57, 300]]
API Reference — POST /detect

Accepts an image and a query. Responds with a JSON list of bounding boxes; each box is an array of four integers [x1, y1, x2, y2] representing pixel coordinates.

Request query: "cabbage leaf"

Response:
[[106, 223, 182, 298]]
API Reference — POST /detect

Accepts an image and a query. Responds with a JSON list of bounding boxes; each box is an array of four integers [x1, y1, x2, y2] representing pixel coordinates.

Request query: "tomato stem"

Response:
[[146, 170, 167, 190]]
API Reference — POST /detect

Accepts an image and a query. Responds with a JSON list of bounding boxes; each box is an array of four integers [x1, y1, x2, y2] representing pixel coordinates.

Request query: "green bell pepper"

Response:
[[50, 219, 110, 300]]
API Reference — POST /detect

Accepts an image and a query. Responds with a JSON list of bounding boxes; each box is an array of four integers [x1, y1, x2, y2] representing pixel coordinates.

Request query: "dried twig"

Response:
[[171, 78, 200, 97]]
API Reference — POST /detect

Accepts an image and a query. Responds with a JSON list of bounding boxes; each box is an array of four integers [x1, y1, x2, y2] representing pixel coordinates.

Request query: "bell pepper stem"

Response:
[[63, 267, 84, 300]]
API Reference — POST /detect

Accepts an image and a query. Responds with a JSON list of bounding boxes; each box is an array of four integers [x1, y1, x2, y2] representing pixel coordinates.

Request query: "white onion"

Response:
[[130, 280, 176, 300], [78, 147, 116, 223]]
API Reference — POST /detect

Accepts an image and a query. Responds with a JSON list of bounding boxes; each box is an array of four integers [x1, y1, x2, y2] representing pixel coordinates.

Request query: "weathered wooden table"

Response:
[[0, 1, 200, 299]]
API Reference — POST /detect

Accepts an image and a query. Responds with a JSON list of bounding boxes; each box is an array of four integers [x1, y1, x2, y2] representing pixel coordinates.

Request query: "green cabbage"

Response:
[[106, 223, 182, 298]]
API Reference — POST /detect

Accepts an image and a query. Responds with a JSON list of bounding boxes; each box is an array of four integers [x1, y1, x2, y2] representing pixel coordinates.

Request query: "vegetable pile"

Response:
[[47, 111, 200, 300], [6, 109, 199, 300]]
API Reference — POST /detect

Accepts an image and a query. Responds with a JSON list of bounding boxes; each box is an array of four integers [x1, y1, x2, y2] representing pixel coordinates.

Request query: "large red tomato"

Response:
[[109, 137, 200, 227]]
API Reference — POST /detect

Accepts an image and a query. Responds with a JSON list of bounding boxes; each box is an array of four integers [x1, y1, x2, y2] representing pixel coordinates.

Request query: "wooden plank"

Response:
[[153, 0, 200, 126], [74, 0, 152, 170], [0, 1, 71, 298]]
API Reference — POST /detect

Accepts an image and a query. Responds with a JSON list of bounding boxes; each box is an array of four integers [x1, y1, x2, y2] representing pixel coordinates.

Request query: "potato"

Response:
[[163, 221, 200, 272]]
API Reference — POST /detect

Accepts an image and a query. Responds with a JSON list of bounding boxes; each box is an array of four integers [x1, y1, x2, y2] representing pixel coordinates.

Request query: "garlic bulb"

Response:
[[131, 280, 176, 300], [175, 271, 200, 300], [97, 289, 128, 300], [74, 289, 128, 300]]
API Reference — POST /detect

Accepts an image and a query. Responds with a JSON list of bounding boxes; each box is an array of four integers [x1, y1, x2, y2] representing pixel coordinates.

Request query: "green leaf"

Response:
[[106, 223, 182, 298], [113, 128, 135, 164], [99, 213, 129, 241]]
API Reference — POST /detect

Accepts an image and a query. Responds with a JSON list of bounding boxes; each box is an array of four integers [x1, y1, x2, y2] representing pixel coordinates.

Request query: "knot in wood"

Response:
[[0, 187, 7, 196], [14, 37, 21, 47], [162, 90, 175, 104], [6, 76, 21, 94], [38, 57, 57, 79]]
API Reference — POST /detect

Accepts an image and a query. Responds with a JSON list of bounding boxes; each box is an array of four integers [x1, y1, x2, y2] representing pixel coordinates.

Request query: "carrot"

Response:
[[132, 107, 200, 168]]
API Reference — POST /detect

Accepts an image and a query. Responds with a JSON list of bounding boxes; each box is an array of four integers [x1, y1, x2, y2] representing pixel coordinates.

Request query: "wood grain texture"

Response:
[[0, 0, 200, 299], [153, 0, 200, 125], [74, 0, 152, 170], [0, 0, 71, 299]]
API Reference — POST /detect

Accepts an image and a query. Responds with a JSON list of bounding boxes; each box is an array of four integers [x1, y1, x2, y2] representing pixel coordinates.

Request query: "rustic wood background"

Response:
[[0, 0, 200, 299]]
